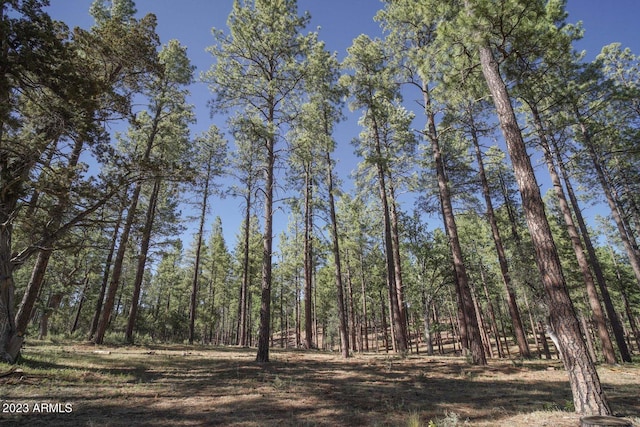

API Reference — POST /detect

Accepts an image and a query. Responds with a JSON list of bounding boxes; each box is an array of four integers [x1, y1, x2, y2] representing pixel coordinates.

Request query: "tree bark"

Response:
[[471, 121, 531, 358], [125, 177, 161, 343], [477, 43, 610, 415], [553, 137, 631, 362], [580, 120, 640, 291], [89, 209, 122, 340], [326, 150, 349, 358], [422, 80, 485, 364], [530, 105, 616, 364], [189, 156, 213, 345], [93, 181, 141, 344], [303, 167, 314, 349], [256, 123, 275, 363]]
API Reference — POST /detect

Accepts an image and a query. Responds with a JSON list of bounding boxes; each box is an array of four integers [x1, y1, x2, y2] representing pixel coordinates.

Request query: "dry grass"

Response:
[[0, 340, 637, 426]]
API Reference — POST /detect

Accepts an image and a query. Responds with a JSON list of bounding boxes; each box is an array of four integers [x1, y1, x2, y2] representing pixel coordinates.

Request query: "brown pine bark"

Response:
[[256, 123, 275, 363], [190, 155, 213, 345], [553, 138, 632, 362], [530, 106, 616, 364], [388, 180, 409, 349], [422, 80, 486, 365], [470, 120, 531, 358], [93, 180, 142, 344], [580, 120, 640, 291], [125, 177, 161, 343], [371, 116, 407, 353], [326, 150, 349, 358], [236, 193, 252, 347], [304, 168, 314, 349], [477, 44, 611, 415], [89, 209, 123, 340]]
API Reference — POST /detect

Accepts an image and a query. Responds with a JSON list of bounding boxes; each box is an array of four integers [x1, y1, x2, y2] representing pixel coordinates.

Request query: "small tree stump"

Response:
[[580, 415, 633, 427]]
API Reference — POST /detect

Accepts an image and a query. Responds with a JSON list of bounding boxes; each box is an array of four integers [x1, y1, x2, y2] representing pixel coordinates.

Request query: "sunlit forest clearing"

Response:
[[0, 340, 636, 426], [2, 0, 640, 425]]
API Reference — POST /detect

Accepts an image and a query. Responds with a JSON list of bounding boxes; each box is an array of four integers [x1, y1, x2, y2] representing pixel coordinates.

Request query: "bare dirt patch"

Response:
[[0, 341, 637, 426]]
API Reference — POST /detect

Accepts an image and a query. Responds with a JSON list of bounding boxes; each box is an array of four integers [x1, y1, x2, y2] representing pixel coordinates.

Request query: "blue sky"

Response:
[[45, 0, 640, 248]]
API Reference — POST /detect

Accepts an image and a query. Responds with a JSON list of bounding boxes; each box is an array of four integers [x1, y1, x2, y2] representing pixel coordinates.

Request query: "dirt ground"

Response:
[[0, 341, 638, 426]]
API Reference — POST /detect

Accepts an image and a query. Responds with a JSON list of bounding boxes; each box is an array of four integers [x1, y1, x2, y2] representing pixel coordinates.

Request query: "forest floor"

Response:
[[0, 340, 638, 426]]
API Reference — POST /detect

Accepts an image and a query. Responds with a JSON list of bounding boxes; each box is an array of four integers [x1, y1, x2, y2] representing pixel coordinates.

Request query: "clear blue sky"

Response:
[[45, 1, 640, 248]]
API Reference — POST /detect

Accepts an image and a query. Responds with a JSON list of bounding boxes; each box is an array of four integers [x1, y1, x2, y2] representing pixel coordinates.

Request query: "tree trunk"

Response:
[[553, 138, 632, 362], [38, 292, 63, 340], [345, 257, 357, 352], [326, 151, 349, 358], [530, 106, 616, 364], [15, 138, 84, 336], [477, 43, 611, 415], [89, 210, 123, 340], [304, 167, 314, 349], [371, 116, 407, 353], [71, 275, 91, 334], [422, 80, 485, 365], [190, 156, 212, 344], [359, 250, 369, 352], [388, 180, 409, 349], [580, 120, 640, 291], [93, 181, 141, 344], [256, 125, 275, 363], [125, 177, 161, 343], [237, 193, 252, 347], [471, 122, 530, 358]]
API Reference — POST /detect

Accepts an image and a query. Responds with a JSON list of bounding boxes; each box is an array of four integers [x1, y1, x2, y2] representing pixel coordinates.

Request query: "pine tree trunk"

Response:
[[71, 276, 90, 334], [531, 106, 616, 364], [388, 180, 409, 348], [580, 121, 640, 291], [15, 138, 84, 336], [89, 210, 122, 340], [190, 157, 212, 345], [359, 251, 369, 352], [371, 116, 407, 353], [345, 259, 357, 352], [93, 181, 141, 344], [423, 81, 485, 364], [38, 293, 63, 340], [477, 44, 611, 415], [326, 151, 349, 358], [471, 124, 531, 358], [256, 126, 275, 363], [125, 177, 161, 343], [553, 139, 632, 362], [237, 193, 251, 347], [304, 168, 314, 349]]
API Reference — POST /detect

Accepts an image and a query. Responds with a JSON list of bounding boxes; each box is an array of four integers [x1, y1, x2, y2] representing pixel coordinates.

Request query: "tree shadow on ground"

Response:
[[1, 345, 638, 426]]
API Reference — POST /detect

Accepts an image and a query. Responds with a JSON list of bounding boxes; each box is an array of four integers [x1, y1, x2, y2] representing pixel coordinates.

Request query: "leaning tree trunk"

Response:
[[553, 137, 631, 362], [15, 138, 84, 336], [477, 43, 611, 415], [470, 120, 531, 358], [88, 207, 123, 340], [125, 177, 161, 343], [422, 81, 486, 365], [531, 106, 616, 364], [580, 119, 640, 291], [93, 181, 141, 344]]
